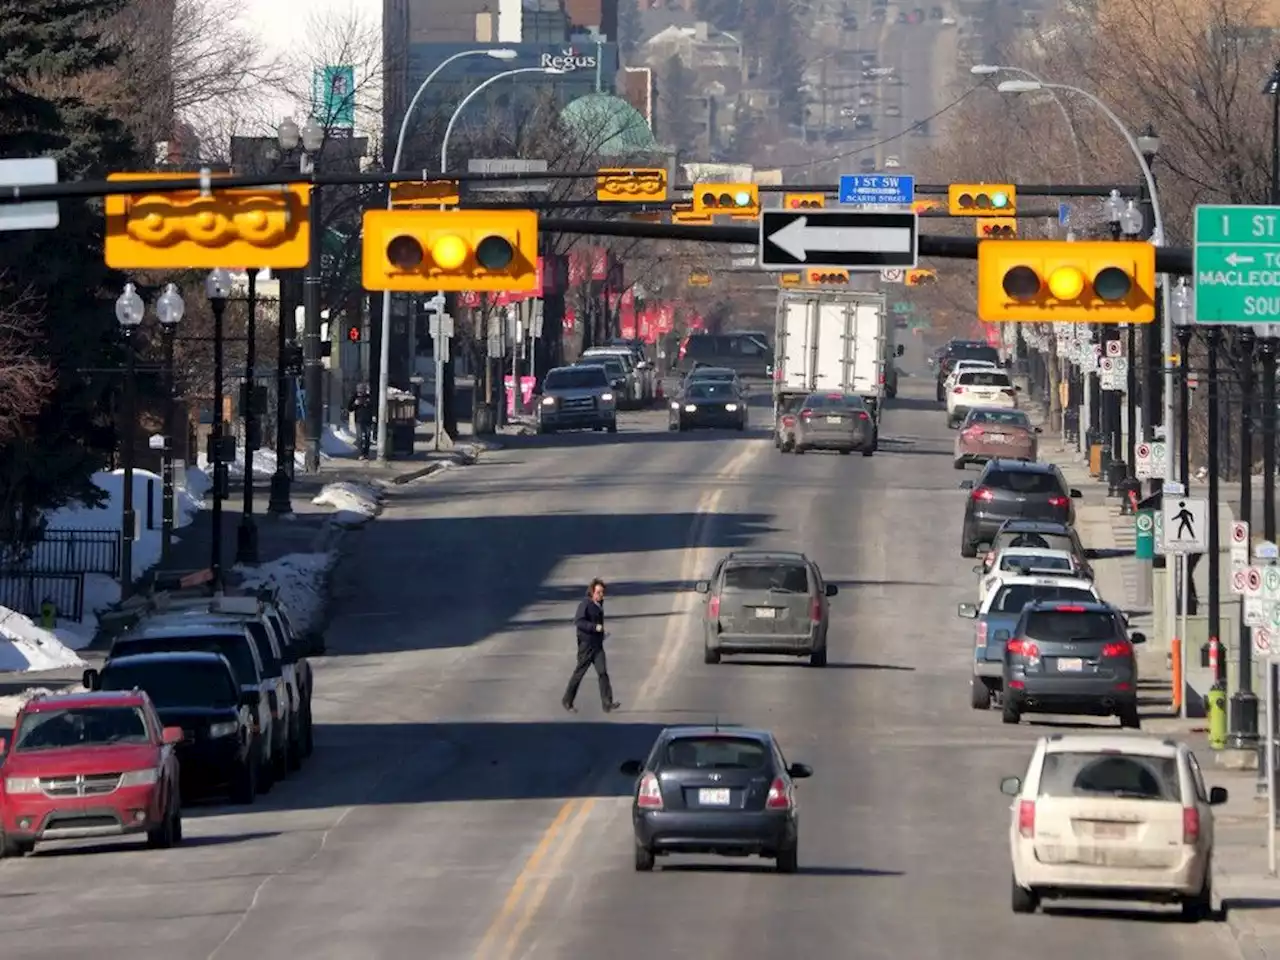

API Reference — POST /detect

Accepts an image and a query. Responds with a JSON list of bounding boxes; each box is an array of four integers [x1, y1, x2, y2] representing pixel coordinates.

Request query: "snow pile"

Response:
[[418, 398, 437, 420], [311, 481, 381, 527], [0, 607, 85, 673], [233, 552, 335, 636], [0, 686, 85, 723], [178, 464, 212, 509], [322, 424, 359, 457]]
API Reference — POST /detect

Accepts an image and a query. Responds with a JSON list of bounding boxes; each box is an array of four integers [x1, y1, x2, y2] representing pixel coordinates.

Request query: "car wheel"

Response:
[[861, 446, 873, 457], [1119, 705, 1142, 729], [670, 422, 680, 432], [1181, 868, 1213, 921], [794, 445, 806, 455], [704, 646, 721, 664], [634, 844, 655, 872], [776, 842, 799, 874], [288, 721, 303, 771], [1, 834, 33, 858], [970, 677, 991, 710], [960, 535, 978, 559], [1002, 700, 1021, 725], [953, 458, 966, 470], [936, 384, 945, 402], [809, 647, 828, 667], [839, 449, 852, 455], [273, 736, 290, 781], [231, 756, 257, 805], [607, 422, 618, 434], [1011, 876, 1039, 914], [147, 797, 179, 849], [258, 744, 274, 793]]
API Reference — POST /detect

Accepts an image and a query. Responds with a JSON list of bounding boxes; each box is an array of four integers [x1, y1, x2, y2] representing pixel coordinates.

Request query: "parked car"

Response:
[[981, 519, 1097, 579], [975, 547, 1083, 606], [1001, 733, 1225, 919], [955, 407, 1040, 468], [670, 380, 747, 432], [574, 355, 631, 402], [696, 550, 838, 666], [536, 364, 618, 434], [885, 104, 902, 118], [683, 365, 747, 397], [582, 346, 649, 407], [947, 369, 1019, 427], [959, 460, 1082, 557], [790, 392, 876, 456], [676, 333, 772, 379], [936, 340, 1001, 401], [0, 690, 183, 855]]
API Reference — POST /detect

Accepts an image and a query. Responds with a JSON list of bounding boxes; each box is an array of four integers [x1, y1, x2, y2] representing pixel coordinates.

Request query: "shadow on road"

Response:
[[656, 862, 903, 876], [27, 830, 282, 857], [721, 659, 915, 671]]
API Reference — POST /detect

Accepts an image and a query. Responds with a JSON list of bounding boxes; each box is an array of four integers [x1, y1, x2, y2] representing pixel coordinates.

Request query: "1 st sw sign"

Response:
[[759, 210, 919, 271]]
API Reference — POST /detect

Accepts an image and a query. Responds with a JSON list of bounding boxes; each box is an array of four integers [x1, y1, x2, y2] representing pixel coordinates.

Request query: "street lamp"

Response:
[[1136, 124, 1162, 484], [375, 61, 568, 464], [154, 283, 185, 564], [1172, 280, 1194, 488], [204, 268, 232, 587], [1259, 323, 1280, 543], [371, 47, 520, 466], [236, 268, 261, 566], [971, 65, 1085, 182], [1120, 201, 1143, 488], [114, 284, 145, 600], [1233, 322, 1260, 748]]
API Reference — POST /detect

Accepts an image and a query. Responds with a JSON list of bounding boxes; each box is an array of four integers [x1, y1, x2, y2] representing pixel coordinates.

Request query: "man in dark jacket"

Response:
[[347, 383, 374, 460], [562, 578, 620, 713]]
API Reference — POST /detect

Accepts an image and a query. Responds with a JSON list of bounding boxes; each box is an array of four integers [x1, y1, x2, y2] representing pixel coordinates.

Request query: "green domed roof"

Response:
[[560, 94, 658, 156]]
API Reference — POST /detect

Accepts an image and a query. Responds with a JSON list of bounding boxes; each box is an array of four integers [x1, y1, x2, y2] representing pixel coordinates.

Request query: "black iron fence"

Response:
[[0, 528, 121, 578], [0, 572, 85, 623]]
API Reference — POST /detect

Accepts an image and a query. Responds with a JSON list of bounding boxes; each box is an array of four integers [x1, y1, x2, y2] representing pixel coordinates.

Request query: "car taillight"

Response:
[[858, 411, 869, 420], [782, 415, 796, 427], [983, 550, 995, 567], [961, 426, 981, 438], [766, 777, 792, 809], [1018, 800, 1035, 837], [800, 408, 814, 420], [810, 597, 822, 622], [1007, 639, 1039, 658], [1182, 807, 1200, 844], [971, 487, 995, 502], [879, 372, 885, 384], [1047, 495, 1069, 508], [953, 386, 964, 394], [1055, 605, 1086, 612], [637, 772, 664, 809], [976, 620, 988, 647], [708, 596, 720, 619], [1100, 641, 1132, 658]]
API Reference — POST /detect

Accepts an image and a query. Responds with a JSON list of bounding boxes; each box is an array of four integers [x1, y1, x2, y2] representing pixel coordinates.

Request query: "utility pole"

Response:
[[426, 294, 454, 451], [236, 268, 260, 564], [1232, 329, 1259, 745]]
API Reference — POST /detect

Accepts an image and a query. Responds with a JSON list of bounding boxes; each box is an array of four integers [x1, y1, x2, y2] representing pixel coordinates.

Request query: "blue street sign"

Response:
[[1058, 202, 1071, 226], [838, 174, 914, 206]]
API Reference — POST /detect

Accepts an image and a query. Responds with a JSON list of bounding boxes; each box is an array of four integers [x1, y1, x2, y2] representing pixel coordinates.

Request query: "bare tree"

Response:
[[0, 281, 52, 443]]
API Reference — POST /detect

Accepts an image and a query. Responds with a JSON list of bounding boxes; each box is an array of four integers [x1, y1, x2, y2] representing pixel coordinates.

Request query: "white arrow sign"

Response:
[[1226, 252, 1256, 267], [768, 218, 912, 260]]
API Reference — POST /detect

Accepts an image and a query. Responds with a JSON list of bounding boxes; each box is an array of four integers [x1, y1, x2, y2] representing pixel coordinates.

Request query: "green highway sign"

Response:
[[1193, 204, 1280, 324], [1135, 509, 1154, 561]]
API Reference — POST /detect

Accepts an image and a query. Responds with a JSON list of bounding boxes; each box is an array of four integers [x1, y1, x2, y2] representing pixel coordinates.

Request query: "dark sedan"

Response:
[[684, 365, 746, 397], [791, 393, 876, 455], [670, 381, 747, 431], [959, 459, 1081, 557]]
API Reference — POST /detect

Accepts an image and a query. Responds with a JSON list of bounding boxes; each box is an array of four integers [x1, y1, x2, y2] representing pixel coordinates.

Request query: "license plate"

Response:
[[988, 434, 1008, 443], [699, 788, 731, 805], [754, 607, 777, 618], [826, 416, 841, 424], [1091, 822, 1128, 838], [1057, 657, 1083, 672]]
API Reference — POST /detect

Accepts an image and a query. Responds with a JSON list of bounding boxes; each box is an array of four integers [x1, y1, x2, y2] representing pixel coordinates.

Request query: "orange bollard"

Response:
[[1170, 637, 1183, 714]]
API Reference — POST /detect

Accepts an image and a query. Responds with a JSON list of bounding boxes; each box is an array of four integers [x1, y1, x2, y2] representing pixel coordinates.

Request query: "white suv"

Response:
[[947, 369, 1018, 426], [1000, 733, 1227, 920]]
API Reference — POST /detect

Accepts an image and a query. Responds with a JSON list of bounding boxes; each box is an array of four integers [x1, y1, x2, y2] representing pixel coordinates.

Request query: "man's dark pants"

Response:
[[356, 421, 373, 457], [563, 638, 614, 708]]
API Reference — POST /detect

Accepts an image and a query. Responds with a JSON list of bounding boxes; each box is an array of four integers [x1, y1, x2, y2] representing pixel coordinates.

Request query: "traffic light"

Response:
[[905, 269, 937, 286], [692, 183, 759, 219], [596, 168, 668, 202], [976, 218, 1018, 239], [779, 272, 803, 287], [361, 209, 538, 293], [977, 239, 1157, 323], [688, 270, 712, 286], [672, 202, 713, 224], [948, 183, 1016, 216], [104, 172, 311, 269], [912, 199, 945, 214], [390, 180, 460, 207], [784, 193, 825, 209], [346, 324, 361, 342], [806, 269, 850, 285]]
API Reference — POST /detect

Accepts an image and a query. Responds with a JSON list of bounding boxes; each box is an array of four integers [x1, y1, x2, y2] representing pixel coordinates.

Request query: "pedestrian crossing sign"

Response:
[[1161, 496, 1208, 553]]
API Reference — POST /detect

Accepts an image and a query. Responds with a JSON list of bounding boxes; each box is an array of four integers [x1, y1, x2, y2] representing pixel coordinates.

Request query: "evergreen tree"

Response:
[[656, 54, 699, 157], [768, 16, 806, 125], [0, 0, 138, 538], [617, 0, 643, 58], [694, 0, 744, 30]]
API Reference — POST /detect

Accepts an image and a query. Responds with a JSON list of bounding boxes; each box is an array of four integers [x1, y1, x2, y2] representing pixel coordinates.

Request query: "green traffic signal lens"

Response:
[[734, 191, 752, 206], [1003, 266, 1041, 301], [475, 235, 515, 270], [991, 192, 1009, 208], [1093, 266, 1132, 301]]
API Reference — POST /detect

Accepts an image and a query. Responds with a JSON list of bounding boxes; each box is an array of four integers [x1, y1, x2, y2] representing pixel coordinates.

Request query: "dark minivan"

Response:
[[959, 459, 1081, 557], [677, 334, 772, 378]]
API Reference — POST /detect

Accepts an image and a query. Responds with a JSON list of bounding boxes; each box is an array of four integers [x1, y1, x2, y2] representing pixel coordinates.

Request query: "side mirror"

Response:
[[957, 603, 978, 619], [825, 583, 839, 597], [1209, 785, 1229, 805], [959, 479, 974, 490], [619, 759, 643, 777], [161, 726, 184, 745], [82, 668, 100, 691], [896, 344, 905, 356], [694, 580, 710, 594], [1000, 776, 1022, 796], [994, 630, 1011, 643], [1130, 631, 1147, 644], [787, 762, 813, 779], [1069, 488, 1083, 499]]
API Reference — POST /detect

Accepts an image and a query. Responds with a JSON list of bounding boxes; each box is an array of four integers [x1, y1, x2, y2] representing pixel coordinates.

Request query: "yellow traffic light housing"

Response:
[[912, 199, 945, 214], [672, 202, 713, 224], [692, 182, 759, 219], [688, 270, 712, 286], [948, 183, 1016, 216], [390, 180, 460, 207], [976, 218, 1017, 239], [779, 272, 803, 287], [596, 168, 668, 202], [784, 193, 825, 210], [977, 239, 1156, 323], [104, 173, 311, 269], [806, 269, 850, 285], [361, 209, 538, 293], [905, 269, 937, 286]]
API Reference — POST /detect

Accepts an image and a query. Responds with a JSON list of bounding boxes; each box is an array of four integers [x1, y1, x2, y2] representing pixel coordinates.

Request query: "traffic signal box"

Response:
[[912, 199, 945, 214], [806, 269, 850, 285], [390, 180, 460, 207], [692, 183, 759, 220], [977, 239, 1156, 323], [104, 172, 311, 269], [688, 270, 712, 286], [976, 218, 1017, 239], [948, 183, 1016, 216], [596, 168, 668, 202], [672, 202, 713, 224], [361, 209, 538, 293], [905, 269, 937, 286], [784, 193, 825, 209], [779, 272, 803, 287]]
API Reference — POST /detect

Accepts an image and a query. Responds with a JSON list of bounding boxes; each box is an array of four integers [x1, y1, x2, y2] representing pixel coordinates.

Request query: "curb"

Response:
[[390, 440, 503, 485]]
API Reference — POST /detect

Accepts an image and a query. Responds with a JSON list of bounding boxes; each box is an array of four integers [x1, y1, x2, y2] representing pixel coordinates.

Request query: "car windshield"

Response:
[[114, 634, 258, 687], [664, 736, 768, 770], [969, 410, 1030, 428], [777, 395, 806, 414], [690, 371, 734, 382], [1038, 752, 1180, 802], [586, 358, 625, 377], [688, 383, 737, 400], [959, 371, 1012, 387], [100, 660, 239, 708], [15, 706, 149, 751], [951, 346, 999, 364], [1001, 531, 1074, 552], [985, 470, 1063, 495], [723, 562, 809, 593], [545, 368, 607, 391], [992, 585, 1095, 614], [999, 553, 1072, 573], [1023, 611, 1117, 642], [588, 352, 631, 370]]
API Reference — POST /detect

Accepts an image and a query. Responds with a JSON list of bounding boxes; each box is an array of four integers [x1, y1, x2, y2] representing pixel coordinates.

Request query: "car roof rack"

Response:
[[96, 569, 281, 639], [724, 549, 808, 561]]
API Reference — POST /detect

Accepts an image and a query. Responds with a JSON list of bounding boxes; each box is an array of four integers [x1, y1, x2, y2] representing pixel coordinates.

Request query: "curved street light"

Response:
[[971, 65, 1085, 183], [441, 67, 570, 173]]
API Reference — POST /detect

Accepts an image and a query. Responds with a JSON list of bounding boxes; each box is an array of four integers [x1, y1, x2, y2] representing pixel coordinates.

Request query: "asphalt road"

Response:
[[0, 348, 1248, 960]]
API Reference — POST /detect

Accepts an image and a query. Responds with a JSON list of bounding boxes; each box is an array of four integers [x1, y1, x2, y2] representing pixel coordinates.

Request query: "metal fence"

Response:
[[0, 572, 85, 623], [0, 528, 121, 578]]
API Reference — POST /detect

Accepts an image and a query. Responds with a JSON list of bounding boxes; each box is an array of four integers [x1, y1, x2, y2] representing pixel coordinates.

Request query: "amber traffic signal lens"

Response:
[[1003, 266, 1041, 301], [475, 235, 514, 270], [387, 235, 424, 269]]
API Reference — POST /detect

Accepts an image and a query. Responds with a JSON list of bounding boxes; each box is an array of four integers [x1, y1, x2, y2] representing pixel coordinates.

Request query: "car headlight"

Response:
[[208, 721, 239, 739], [685, 404, 697, 412], [541, 396, 556, 407], [4, 776, 41, 794], [725, 403, 739, 412], [119, 768, 160, 787], [671, 401, 681, 409], [600, 392, 614, 402]]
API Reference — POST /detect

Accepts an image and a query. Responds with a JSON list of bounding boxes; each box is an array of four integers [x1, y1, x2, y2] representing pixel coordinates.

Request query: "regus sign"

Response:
[[540, 49, 596, 71]]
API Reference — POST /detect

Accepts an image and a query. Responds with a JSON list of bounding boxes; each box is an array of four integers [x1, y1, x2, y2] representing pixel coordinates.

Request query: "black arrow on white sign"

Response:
[[758, 210, 919, 271]]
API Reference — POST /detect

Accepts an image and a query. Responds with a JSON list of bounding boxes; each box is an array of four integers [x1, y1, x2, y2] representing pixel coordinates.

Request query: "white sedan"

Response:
[[946, 369, 1018, 427], [975, 547, 1082, 605], [1002, 733, 1226, 920]]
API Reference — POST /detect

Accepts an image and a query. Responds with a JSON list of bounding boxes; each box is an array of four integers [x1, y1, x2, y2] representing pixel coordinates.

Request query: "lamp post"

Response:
[[278, 116, 326, 474], [1232, 326, 1260, 746], [1261, 63, 1280, 542], [970, 64, 1085, 182], [1172, 280, 1194, 488], [1206, 324, 1224, 688], [1137, 125, 1162, 477], [1120, 200, 1144, 485], [236, 267, 260, 565], [372, 47, 519, 466], [205, 269, 233, 587], [1101, 190, 1125, 493], [113, 283, 145, 600], [154, 283, 185, 564]]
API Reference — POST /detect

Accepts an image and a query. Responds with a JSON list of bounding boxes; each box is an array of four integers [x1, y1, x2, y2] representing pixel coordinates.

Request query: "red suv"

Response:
[[0, 690, 184, 856]]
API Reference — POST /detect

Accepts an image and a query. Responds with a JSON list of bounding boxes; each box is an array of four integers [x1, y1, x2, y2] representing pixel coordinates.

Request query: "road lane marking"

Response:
[[471, 798, 582, 960]]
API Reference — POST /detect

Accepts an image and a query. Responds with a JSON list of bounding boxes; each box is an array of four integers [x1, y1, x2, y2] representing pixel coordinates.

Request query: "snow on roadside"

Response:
[[311, 481, 381, 528], [0, 686, 86, 724], [0, 607, 85, 673], [233, 552, 335, 636]]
